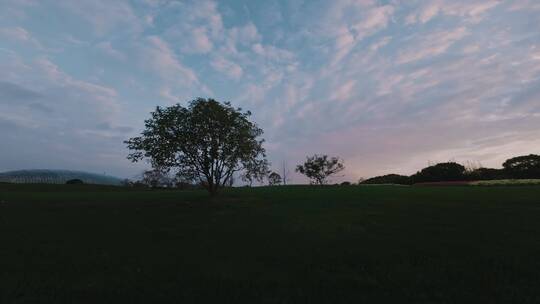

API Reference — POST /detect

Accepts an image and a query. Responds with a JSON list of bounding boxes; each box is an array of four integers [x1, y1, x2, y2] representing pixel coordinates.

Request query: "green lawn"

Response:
[[1, 184, 540, 303]]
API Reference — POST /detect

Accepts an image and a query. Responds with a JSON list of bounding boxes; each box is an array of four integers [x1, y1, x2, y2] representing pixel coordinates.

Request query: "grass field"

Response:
[[470, 179, 540, 186], [1, 184, 540, 303]]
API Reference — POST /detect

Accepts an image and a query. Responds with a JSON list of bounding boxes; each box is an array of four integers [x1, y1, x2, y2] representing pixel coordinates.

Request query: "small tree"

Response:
[[126, 98, 267, 195], [296, 154, 344, 185], [268, 172, 282, 186], [241, 159, 269, 186]]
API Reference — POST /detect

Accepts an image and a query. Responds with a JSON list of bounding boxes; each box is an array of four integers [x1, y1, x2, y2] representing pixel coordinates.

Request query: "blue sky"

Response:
[[0, 0, 539, 182]]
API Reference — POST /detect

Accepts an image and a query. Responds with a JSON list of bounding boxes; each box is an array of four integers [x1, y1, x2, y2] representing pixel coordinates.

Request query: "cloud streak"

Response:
[[0, 0, 538, 182]]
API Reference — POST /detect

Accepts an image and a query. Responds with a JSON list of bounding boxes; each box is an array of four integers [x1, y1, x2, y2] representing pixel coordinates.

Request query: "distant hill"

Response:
[[0, 169, 123, 186]]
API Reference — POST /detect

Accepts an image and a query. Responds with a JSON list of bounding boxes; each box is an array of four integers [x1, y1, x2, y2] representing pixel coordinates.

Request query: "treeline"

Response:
[[129, 154, 540, 188], [361, 154, 540, 185]]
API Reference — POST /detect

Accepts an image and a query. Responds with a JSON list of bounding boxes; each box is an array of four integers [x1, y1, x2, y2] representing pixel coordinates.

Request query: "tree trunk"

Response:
[[208, 184, 219, 196]]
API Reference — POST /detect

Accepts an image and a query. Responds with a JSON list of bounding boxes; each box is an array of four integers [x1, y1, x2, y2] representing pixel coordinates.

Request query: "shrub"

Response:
[[411, 162, 466, 183], [361, 174, 411, 185], [66, 179, 84, 185], [466, 168, 507, 180]]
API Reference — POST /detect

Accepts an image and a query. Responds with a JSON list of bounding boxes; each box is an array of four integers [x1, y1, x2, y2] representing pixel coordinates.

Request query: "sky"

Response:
[[0, 0, 539, 183]]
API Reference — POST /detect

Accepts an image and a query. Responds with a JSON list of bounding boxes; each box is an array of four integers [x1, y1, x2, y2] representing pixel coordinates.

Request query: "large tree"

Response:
[[125, 98, 267, 195], [296, 154, 344, 185]]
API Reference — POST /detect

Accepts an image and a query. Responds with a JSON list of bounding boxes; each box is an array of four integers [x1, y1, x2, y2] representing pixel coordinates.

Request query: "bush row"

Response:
[[361, 154, 540, 185]]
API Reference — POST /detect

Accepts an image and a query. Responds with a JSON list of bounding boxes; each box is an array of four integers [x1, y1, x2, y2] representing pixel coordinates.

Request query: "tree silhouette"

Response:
[[361, 174, 411, 185], [241, 159, 269, 186], [411, 162, 466, 183], [141, 168, 171, 188], [503, 154, 540, 178], [268, 172, 282, 186], [126, 98, 267, 195], [296, 154, 344, 185]]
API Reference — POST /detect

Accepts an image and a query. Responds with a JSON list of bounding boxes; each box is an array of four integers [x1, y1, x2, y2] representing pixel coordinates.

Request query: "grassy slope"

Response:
[[1, 184, 540, 303]]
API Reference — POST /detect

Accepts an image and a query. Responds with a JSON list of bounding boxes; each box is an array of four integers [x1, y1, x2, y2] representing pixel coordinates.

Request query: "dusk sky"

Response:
[[1, 0, 539, 183]]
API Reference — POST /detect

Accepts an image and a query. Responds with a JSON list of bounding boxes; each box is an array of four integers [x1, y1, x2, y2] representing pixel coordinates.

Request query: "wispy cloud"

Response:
[[0, 26, 43, 49], [0, 0, 539, 180], [210, 56, 243, 79], [396, 27, 469, 64], [405, 1, 501, 25], [95, 41, 125, 61], [58, 0, 143, 36], [141, 36, 199, 86]]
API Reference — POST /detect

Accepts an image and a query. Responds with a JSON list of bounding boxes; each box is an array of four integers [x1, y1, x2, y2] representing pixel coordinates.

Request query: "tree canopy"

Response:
[[410, 162, 466, 183], [361, 174, 411, 185], [125, 98, 267, 195], [503, 154, 540, 178], [268, 172, 282, 186], [296, 154, 344, 185]]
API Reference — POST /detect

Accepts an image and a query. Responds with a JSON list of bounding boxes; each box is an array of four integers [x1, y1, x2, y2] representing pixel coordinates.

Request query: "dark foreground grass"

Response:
[[1, 184, 540, 303]]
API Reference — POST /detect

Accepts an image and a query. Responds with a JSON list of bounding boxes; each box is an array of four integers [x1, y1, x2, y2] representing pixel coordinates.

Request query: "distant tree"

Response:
[[66, 179, 84, 185], [241, 159, 269, 187], [268, 172, 282, 186], [340, 181, 351, 186], [141, 168, 171, 188], [125, 98, 267, 196], [411, 162, 466, 183], [361, 174, 411, 185], [296, 154, 345, 185], [503, 154, 540, 179], [172, 173, 198, 190]]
